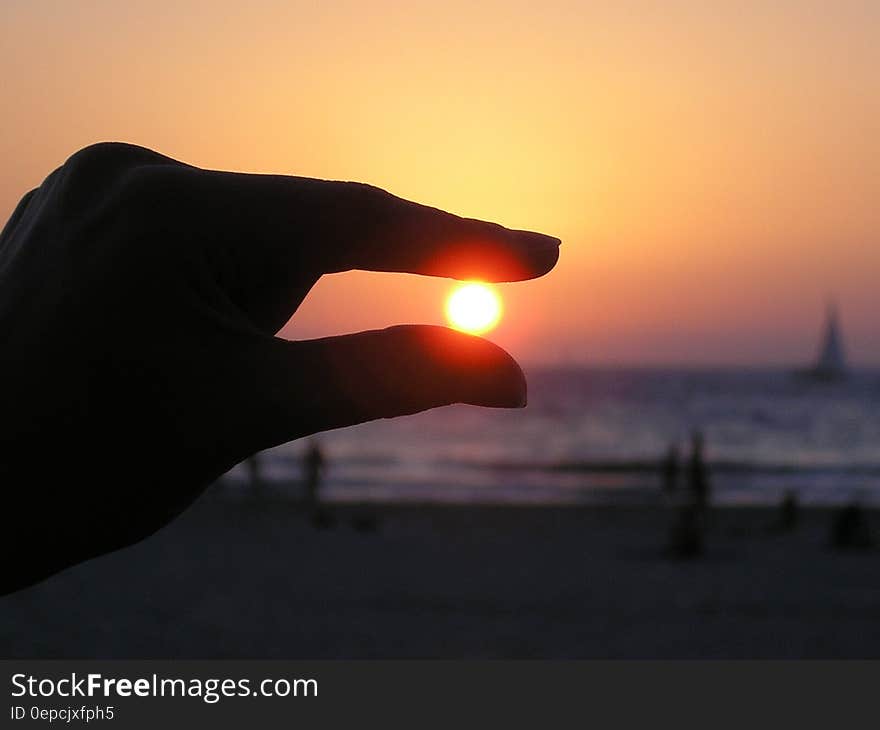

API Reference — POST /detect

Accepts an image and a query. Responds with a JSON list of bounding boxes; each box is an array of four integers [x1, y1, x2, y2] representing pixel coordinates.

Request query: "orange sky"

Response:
[[2, 0, 878, 365]]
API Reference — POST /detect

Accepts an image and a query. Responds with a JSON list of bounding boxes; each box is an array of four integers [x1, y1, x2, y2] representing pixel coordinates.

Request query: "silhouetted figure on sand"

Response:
[[687, 431, 710, 509], [304, 441, 324, 509], [245, 453, 262, 492], [304, 441, 334, 529], [662, 444, 680, 495], [830, 502, 873, 550], [0, 143, 559, 594], [773, 490, 799, 533]]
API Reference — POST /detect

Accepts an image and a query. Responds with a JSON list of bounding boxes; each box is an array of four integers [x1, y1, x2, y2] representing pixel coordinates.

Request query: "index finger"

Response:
[[313, 180, 562, 281], [169, 167, 561, 282]]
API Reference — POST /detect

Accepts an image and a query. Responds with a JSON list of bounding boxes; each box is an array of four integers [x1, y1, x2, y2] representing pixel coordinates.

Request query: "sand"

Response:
[[2, 489, 879, 658]]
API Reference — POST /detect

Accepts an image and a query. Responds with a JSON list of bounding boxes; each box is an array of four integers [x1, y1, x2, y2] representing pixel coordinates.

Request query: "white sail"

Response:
[[811, 303, 848, 379]]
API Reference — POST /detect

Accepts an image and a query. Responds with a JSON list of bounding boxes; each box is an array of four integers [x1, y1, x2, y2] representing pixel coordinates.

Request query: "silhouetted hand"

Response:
[[0, 143, 560, 594]]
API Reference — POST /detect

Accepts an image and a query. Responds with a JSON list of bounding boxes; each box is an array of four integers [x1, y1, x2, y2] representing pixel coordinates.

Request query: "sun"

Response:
[[445, 282, 503, 335]]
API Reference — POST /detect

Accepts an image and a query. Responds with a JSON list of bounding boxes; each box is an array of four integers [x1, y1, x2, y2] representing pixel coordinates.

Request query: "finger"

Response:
[[165, 167, 561, 282], [237, 325, 528, 453], [309, 180, 562, 282]]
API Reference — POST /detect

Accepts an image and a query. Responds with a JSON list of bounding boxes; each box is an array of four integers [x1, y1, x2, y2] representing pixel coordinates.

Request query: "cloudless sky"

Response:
[[2, 0, 877, 365]]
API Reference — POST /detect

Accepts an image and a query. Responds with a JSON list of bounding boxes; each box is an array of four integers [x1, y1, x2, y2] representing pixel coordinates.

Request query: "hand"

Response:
[[0, 143, 560, 594]]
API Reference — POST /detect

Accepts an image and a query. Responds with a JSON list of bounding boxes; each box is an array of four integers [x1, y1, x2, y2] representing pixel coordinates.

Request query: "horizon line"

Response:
[[520, 361, 880, 371]]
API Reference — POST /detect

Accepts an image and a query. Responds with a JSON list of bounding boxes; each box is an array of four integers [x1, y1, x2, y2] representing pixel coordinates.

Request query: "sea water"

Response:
[[227, 368, 880, 506]]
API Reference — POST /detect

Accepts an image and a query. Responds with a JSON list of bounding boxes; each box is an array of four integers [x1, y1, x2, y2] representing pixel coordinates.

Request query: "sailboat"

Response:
[[799, 303, 848, 381]]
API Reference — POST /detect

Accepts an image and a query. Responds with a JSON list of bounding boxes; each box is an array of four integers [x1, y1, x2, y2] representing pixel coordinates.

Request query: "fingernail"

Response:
[[518, 230, 562, 250]]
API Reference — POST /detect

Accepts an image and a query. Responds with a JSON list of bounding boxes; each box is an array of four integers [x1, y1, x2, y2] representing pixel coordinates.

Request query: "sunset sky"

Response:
[[2, 0, 877, 365]]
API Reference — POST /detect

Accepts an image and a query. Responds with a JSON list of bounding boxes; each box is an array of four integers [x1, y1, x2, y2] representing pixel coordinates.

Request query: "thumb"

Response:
[[242, 325, 527, 452]]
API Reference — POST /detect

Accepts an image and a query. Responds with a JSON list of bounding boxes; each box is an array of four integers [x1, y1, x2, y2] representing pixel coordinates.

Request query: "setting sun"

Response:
[[445, 283, 503, 335]]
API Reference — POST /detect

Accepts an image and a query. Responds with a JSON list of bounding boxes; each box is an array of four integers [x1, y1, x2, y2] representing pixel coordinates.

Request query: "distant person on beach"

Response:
[[688, 431, 710, 509], [303, 440, 325, 513], [774, 490, 799, 533], [246, 453, 262, 492], [662, 444, 680, 495], [303, 440, 334, 528], [0, 143, 559, 594]]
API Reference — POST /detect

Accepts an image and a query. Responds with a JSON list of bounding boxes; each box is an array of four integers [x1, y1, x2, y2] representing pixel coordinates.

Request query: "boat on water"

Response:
[[797, 303, 849, 381]]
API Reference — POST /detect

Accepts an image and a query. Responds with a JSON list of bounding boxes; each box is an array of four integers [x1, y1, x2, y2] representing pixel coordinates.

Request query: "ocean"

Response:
[[226, 368, 880, 506]]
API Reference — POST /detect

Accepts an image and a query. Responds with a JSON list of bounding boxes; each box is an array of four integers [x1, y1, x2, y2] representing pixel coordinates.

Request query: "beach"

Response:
[[3, 489, 879, 659]]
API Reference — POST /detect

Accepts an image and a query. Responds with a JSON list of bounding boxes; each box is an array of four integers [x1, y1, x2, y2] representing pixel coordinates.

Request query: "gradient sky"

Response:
[[2, 0, 877, 365]]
